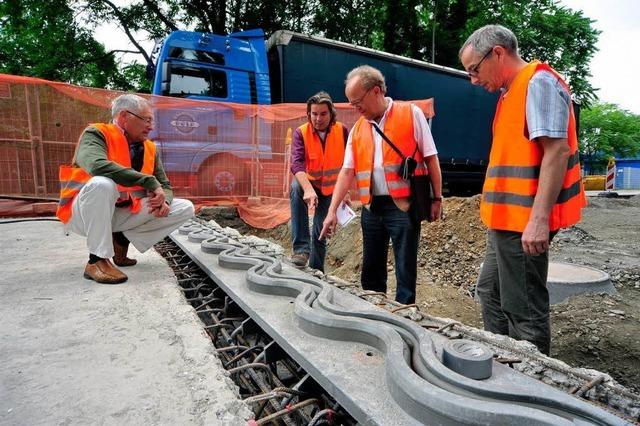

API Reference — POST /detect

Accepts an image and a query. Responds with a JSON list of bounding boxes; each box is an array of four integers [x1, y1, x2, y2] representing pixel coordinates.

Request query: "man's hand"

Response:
[[522, 218, 550, 256], [303, 187, 318, 209], [148, 187, 166, 211], [430, 199, 442, 222], [521, 136, 569, 256], [319, 211, 338, 240], [149, 202, 170, 218]]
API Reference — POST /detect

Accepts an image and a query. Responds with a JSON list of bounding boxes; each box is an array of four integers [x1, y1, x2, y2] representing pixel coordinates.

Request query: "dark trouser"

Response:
[[361, 196, 420, 305], [476, 229, 553, 355], [289, 179, 331, 271]]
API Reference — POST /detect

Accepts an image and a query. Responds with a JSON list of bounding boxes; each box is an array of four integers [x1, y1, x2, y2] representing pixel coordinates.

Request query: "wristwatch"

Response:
[[432, 197, 442, 201]]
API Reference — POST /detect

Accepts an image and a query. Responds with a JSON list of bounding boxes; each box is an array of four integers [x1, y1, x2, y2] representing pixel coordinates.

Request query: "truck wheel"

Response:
[[196, 155, 248, 197]]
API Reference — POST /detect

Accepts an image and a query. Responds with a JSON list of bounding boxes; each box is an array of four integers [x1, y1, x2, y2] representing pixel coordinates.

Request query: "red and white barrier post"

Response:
[[605, 158, 616, 191]]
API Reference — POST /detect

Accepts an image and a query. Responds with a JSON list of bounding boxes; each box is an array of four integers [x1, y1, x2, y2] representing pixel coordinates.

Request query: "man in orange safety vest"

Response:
[[320, 66, 443, 305], [57, 94, 194, 284], [289, 91, 350, 271], [459, 25, 586, 354]]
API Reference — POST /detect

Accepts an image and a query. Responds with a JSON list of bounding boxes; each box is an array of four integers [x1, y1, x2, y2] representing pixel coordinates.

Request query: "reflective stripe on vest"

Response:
[[56, 123, 157, 224], [481, 61, 586, 232], [351, 102, 426, 205], [300, 122, 346, 196]]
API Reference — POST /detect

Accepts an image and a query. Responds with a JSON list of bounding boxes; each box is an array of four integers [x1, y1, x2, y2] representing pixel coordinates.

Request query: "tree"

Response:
[[579, 103, 640, 172], [3, 0, 600, 102], [0, 0, 122, 88], [436, 0, 600, 106]]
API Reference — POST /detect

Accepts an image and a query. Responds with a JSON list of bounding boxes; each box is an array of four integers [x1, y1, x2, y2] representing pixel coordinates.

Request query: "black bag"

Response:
[[409, 173, 433, 225], [372, 123, 433, 225], [398, 155, 417, 180]]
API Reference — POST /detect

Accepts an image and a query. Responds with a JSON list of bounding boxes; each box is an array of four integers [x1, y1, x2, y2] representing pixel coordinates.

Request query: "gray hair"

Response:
[[111, 94, 149, 118], [459, 25, 519, 58], [345, 65, 387, 94]]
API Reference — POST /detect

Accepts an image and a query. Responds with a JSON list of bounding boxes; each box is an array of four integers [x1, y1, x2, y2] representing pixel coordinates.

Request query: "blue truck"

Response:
[[149, 29, 498, 196]]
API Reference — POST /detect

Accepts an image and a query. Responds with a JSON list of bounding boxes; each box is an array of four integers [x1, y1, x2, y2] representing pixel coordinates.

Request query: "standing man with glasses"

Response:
[[459, 25, 586, 354], [289, 91, 350, 270], [320, 65, 442, 305], [57, 94, 194, 284]]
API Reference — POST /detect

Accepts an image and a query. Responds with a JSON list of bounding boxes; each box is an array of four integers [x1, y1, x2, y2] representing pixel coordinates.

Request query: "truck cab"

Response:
[[149, 29, 273, 196], [151, 29, 271, 104]]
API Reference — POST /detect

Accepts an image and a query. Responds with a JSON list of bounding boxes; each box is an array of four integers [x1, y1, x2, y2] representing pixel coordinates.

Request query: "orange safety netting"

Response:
[[0, 73, 434, 228]]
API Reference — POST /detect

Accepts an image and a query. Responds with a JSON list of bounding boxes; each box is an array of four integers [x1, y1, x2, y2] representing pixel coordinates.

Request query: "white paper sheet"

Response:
[[336, 201, 357, 226]]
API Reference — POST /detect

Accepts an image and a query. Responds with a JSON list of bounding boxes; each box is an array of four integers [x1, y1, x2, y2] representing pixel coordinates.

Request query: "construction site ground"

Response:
[[200, 194, 640, 394], [0, 220, 251, 425]]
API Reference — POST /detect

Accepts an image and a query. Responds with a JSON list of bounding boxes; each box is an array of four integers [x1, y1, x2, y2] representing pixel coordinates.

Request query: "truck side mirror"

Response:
[[161, 61, 170, 83], [160, 61, 170, 95]]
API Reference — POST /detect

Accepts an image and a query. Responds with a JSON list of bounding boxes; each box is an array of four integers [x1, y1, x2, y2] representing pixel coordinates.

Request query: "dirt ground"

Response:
[[199, 194, 640, 394]]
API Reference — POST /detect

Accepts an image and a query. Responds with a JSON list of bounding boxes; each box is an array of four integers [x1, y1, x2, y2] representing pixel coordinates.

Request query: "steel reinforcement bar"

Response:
[[155, 239, 357, 426], [169, 220, 629, 426]]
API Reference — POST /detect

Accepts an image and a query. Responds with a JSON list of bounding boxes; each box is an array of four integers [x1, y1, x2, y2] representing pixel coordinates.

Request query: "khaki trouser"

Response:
[[66, 176, 194, 259]]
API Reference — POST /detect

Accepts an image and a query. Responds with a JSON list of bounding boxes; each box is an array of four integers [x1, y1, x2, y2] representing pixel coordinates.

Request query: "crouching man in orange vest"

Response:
[[459, 25, 586, 354], [320, 66, 443, 305], [56, 94, 195, 284], [289, 92, 350, 271]]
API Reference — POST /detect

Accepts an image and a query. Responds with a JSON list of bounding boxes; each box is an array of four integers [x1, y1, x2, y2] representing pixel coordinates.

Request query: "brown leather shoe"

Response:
[[291, 252, 309, 267], [113, 237, 137, 267], [102, 259, 128, 281], [84, 259, 127, 284]]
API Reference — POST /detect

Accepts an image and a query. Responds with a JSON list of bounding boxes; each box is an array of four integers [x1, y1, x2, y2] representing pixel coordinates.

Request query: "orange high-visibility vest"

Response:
[[300, 121, 346, 196], [56, 123, 156, 224], [351, 102, 426, 206], [481, 61, 586, 232]]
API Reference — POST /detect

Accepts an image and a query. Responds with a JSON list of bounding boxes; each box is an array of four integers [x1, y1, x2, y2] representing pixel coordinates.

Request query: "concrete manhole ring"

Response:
[[547, 262, 614, 304]]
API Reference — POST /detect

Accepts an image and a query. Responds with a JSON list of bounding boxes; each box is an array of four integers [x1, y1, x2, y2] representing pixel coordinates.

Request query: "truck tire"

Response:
[[196, 155, 249, 197]]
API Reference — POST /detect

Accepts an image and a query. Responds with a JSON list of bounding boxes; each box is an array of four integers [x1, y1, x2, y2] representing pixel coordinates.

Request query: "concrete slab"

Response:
[[0, 220, 250, 426], [173, 225, 627, 426]]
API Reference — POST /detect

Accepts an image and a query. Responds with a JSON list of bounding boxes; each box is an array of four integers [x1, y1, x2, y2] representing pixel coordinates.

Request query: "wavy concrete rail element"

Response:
[[175, 222, 628, 426]]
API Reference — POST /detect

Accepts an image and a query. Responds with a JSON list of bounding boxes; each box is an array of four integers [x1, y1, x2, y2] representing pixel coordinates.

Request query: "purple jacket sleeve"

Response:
[[290, 127, 306, 175]]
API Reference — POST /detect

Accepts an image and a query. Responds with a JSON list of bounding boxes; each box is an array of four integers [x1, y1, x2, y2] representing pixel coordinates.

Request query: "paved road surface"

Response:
[[0, 219, 250, 426]]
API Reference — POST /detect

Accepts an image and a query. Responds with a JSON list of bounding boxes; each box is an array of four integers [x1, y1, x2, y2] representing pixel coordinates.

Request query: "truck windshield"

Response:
[[168, 47, 225, 66], [164, 64, 228, 98]]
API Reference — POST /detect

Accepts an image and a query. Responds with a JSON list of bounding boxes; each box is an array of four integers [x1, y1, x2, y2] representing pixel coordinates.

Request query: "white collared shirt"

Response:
[[342, 98, 437, 195]]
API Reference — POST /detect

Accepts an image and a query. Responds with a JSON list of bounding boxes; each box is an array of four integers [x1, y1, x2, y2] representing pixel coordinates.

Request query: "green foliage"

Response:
[[1, 0, 601, 102], [0, 0, 121, 87], [310, 0, 386, 48], [579, 103, 640, 171], [109, 63, 152, 93], [463, 0, 600, 106]]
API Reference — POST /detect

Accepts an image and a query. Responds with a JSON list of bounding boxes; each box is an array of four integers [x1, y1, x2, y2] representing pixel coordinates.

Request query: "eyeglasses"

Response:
[[349, 87, 373, 107], [126, 110, 153, 124], [468, 47, 494, 77]]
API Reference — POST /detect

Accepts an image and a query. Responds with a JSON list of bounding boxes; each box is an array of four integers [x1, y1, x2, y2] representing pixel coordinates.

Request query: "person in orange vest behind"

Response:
[[289, 91, 350, 271], [459, 25, 586, 355], [320, 66, 443, 305], [56, 94, 195, 284]]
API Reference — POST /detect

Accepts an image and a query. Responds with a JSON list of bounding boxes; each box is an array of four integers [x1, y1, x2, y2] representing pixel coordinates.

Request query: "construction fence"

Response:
[[0, 73, 434, 227]]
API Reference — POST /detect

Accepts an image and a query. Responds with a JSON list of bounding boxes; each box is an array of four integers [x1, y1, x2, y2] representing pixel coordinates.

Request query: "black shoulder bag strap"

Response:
[[370, 122, 418, 158], [371, 122, 419, 179]]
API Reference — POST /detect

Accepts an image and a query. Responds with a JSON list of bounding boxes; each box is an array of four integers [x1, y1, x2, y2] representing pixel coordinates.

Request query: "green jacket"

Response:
[[74, 126, 174, 204]]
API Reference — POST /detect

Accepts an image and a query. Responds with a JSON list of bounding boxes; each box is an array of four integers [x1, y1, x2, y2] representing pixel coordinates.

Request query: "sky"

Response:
[[93, 0, 640, 114], [560, 0, 640, 114]]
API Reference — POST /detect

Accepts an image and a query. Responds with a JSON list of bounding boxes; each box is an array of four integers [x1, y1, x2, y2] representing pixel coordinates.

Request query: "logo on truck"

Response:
[[170, 114, 200, 134]]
